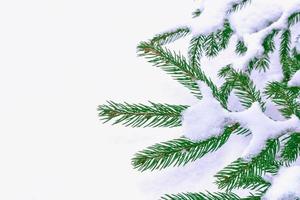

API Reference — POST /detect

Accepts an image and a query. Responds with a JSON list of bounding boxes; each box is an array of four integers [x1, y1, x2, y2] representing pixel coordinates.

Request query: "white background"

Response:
[[0, 0, 246, 199]]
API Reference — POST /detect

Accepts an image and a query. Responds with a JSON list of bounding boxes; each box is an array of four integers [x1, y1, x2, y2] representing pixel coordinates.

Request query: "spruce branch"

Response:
[[218, 66, 266, 109], [204, 33, 220, 57], [262, 29, 279, 54], [247, 30, 279, 72], [137, 41, 221, 101], [264, 81, 300, 118], [132, 124, 239, 171], [138, 41, 202, 99], [248, 55, 270, 72], [238, 176, 271, 193], [218, 81, 235, 107], [242, 195, 263, 200], [233, 126, 251, 136], [280, 29, 292, 81], [230, 175, 271, 195], [98, 101, 188, 128], [151, 27, 191, 46], [202, 23, 233, 57], [215, 139, 280, 191], [288, 53, 300, 77], [218, 22, 234, 49], [188, 35, 205, 68], [228, 0, 252, 13], [288, 12, 300, 27], [236, 40, 248, 55], [280, 133, 300, 165], [192, 9, 202, 18], [161, 191, 241, 200]]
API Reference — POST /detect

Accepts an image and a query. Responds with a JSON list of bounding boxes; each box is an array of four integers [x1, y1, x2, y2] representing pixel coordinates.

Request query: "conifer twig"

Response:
[[138, 41, 220, 100], [150, 27, 190, 46], [161, 191, 241, 200], [215, 139, 280, 191], [132, 124, 239, 171], [98, 101, 188, 128], [280, 133, 300, 165]]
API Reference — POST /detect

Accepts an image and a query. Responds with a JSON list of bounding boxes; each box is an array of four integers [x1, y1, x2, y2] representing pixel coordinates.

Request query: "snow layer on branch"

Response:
[[288, 71, 300, 87], [229, 0, 300, 70], [190, 0, 239, 35], [182, 83, 229, 141], [264, 166, 300, 200], [182, 84, 300, 157], [228, 102, 300, 157]]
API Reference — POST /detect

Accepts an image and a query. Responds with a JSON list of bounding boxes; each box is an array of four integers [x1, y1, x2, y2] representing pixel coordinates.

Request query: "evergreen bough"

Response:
[[98, 1, 300, 199]]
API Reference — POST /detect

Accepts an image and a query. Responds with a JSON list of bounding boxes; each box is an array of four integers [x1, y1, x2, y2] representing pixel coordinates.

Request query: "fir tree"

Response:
[[99, 0, 300, 199]]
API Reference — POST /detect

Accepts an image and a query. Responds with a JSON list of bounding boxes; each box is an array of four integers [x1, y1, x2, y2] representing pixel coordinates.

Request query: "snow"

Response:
[[182, 82, 229, 141], [288, 70, 300, 87], [296, 36, 300, 52], [263, 166, 300, 200], [183, 97, 300, 157], [228, 103, 300, 157], [190, 0, 239, 35], [229, 1, 282, 37], [183, 83, 300, 157]]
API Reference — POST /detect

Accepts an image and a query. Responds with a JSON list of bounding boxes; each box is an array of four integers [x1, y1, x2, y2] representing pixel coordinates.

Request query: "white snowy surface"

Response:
[[264, 166, 300, 200], [288, 70, 300, 87], [296, 36, 300, 52], [190, 0, 239, 35], [182, 83, 229, 141], [228, 103, 300, 157]]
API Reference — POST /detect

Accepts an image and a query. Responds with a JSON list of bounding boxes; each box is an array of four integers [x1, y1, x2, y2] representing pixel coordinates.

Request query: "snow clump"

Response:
[[263, 166, 300, 200]]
